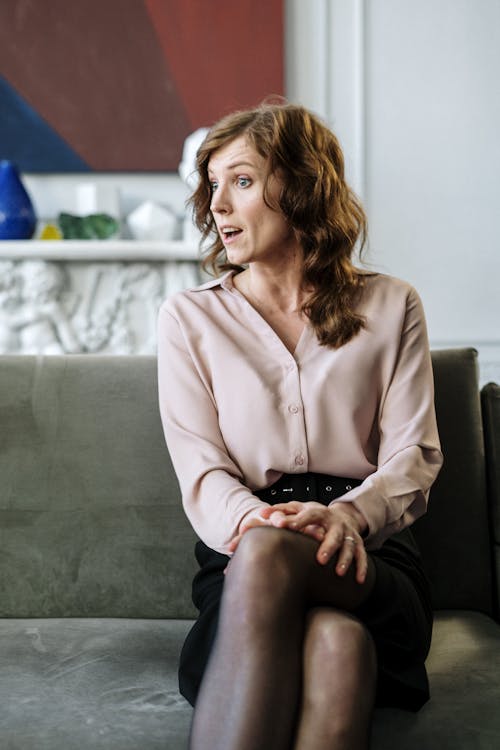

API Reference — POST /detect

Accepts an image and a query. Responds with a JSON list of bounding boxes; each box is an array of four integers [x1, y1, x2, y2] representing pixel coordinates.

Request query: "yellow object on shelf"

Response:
[[40, 223, 63, 240]]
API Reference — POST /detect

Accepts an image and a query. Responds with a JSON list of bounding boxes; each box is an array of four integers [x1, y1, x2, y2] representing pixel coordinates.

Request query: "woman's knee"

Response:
[[230, 526, 313, 580], [303, 608, 376, 684], [297, 609, 377, 746], [223, 527, 314, 612]]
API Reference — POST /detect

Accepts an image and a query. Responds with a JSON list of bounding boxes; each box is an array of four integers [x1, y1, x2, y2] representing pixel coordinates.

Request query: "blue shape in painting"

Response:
[[0, 76, 90, 172], [0, 160, 37, 239]]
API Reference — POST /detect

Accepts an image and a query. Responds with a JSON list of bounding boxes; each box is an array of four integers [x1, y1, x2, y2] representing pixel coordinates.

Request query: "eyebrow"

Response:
[[208, 161, 256, 175]]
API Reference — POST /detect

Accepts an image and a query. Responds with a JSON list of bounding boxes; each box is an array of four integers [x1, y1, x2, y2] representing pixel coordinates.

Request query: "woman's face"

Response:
[[208, 135, 298, 267]]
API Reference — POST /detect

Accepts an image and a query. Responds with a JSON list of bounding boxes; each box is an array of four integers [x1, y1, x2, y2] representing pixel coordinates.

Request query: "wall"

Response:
[[286, 0, 500, 385]]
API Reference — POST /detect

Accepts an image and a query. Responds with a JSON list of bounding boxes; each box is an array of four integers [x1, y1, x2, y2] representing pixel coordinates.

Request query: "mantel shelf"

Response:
[[0, 240, 200, 262]]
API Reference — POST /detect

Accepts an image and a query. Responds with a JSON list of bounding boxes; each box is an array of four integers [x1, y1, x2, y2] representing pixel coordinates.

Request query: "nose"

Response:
[[210, 183, 231, 214]]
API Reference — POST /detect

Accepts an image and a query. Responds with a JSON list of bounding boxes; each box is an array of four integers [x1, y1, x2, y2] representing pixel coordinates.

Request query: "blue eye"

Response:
[[238, 177, 251, 188], [210, 181, 218, 192]]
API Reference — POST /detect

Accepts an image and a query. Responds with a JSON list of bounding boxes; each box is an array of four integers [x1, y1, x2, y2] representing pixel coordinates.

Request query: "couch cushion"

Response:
[[0, 356, 197, 619], [1, 612, 499, 750], [0, 618, 193, 750]]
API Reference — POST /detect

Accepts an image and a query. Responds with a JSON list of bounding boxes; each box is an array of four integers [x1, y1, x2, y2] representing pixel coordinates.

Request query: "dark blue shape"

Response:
[[0, 76, 90, 172], [0, 160, 37, 239]]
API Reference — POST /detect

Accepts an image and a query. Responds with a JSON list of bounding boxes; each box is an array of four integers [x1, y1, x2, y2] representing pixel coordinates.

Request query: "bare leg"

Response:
[[293, 608, 377, 750], [189, 527, 376, 750]]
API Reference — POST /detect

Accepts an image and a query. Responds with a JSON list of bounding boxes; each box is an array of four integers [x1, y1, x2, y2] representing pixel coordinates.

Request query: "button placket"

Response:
[[283, 358, 308, 473]]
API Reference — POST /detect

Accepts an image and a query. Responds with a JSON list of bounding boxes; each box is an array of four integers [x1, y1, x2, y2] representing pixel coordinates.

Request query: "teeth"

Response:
[[222, 227, 240, 234]]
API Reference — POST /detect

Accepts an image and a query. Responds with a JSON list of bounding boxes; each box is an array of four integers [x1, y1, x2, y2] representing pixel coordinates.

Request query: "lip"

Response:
[[219, 225, 243, 244]]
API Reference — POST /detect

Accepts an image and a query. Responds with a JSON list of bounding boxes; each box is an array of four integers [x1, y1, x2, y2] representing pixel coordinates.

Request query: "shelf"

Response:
[[0, 239, 200, 262]]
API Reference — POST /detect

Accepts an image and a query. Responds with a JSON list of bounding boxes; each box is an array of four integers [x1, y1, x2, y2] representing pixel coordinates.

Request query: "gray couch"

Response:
[[0, 349, 499, 750]]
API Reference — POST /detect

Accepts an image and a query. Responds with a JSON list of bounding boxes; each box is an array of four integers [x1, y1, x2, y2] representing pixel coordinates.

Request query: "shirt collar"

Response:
[[191, 270, 238, 293]]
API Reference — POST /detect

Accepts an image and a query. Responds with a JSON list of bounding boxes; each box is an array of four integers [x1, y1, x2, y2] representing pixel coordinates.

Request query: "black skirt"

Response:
[[179, 472, 433, 712]]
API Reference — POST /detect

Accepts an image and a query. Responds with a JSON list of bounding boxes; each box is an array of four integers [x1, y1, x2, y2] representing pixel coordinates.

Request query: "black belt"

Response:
[[254, 472, 362, 506]]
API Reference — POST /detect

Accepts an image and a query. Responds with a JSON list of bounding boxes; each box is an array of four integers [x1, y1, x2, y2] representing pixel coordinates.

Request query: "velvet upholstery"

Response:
[[482, 381, 500, 620], [413, 348, 493, 612], [0, 350, 499, 749], [0, 355, 197, 619]]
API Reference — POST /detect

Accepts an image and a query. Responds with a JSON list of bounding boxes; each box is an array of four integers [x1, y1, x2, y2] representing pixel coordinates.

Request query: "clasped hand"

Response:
[[228, 501, 368, 584]]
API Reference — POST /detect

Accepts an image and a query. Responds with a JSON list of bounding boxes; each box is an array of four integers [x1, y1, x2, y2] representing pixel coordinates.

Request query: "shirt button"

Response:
[[295, 454, 305, 466], [288, 404, 299, 414]]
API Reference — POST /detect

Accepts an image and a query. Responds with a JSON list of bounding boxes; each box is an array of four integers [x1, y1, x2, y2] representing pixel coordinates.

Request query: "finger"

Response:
[[302, 524, 326, 541], [353, 541, 368, 584], [260, 501, 303, 518], [335, 535, 358, 576], [289, 506, 331, 531], [230, 516, 270, 551], [240, 516, 267, 534], [267, 510, 291, 527], [228, 533, 243, 553], [316, 525, 345, 565], [335, 535, 368, 583]]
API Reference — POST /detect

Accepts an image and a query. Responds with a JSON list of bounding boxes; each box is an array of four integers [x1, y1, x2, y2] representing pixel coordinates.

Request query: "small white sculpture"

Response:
[[178, 127, 209, 242], [126, 201, 177, 241]]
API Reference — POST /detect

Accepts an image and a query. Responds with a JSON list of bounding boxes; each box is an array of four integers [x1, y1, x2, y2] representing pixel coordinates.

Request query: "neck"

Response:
[[237, 258, 309, 316]]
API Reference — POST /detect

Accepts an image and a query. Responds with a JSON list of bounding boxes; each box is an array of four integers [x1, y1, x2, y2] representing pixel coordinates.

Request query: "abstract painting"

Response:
[[0, 0, 283, 172]]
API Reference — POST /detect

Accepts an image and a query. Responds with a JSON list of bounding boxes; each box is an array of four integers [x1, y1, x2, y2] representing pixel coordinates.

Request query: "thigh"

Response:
[[227, 525, 376, 611]]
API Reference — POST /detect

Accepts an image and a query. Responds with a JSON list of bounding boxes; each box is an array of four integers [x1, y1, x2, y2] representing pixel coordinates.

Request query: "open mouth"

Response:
[[220, 227, 242, 242]]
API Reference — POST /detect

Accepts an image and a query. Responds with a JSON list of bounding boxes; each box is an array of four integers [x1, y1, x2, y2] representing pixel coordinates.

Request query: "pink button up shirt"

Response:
[[158, 270, 443, 554]]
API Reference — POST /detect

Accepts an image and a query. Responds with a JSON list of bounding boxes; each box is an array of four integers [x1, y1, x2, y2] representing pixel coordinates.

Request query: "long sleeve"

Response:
[[157, 301, 268, 554], [334, 286, 443, 549], [157, 271, 442, 555]]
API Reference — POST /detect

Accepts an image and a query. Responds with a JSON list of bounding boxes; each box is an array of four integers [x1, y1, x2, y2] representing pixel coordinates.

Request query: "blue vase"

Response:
[[0, 160, 37, 240]]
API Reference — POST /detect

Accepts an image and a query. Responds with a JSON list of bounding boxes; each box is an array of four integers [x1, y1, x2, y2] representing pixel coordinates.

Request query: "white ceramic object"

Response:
[[126, 200, 177, 241], [178, 127, 209, 190], [75, 183, 120, 217]]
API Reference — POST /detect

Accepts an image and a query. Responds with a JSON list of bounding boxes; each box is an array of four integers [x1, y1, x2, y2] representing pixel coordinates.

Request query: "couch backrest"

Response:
[[0, 350, 497, 619], [481, 381, 500, 620], [414, 348, 494, 613], [0, 355, 198, 619]]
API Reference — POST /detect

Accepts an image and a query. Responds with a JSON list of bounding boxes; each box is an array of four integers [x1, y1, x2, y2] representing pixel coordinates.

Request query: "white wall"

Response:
[[286, 0, 500, 384]]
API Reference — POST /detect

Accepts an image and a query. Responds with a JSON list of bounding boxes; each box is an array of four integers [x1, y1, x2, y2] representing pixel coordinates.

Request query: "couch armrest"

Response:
[[482, 381, 500, 621]]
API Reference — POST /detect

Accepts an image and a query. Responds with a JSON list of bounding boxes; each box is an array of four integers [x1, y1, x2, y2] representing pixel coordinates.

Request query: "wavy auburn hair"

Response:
[[190, 101, 368, 348]]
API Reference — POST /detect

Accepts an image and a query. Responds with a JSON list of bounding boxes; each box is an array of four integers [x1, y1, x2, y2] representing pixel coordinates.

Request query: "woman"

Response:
[[157, 101, 443, 750]]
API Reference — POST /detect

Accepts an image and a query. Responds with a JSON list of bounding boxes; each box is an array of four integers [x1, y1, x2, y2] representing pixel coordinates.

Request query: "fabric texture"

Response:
[[412, 349, 494, 612], [158, 270, 443, 555], [481, 381, 500, 621], [0, 618, 192, 750], [0, 355, 198, 619]]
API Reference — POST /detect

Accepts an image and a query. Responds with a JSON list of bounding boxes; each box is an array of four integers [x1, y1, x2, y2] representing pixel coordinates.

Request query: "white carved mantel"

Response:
[[0, 241, 202, 355]]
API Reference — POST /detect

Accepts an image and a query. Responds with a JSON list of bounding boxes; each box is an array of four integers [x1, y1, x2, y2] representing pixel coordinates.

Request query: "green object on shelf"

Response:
[[58, 212, 119, 240]]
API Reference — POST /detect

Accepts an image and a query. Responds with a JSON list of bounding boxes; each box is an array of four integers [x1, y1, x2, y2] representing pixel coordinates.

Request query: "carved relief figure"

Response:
[[15, 261, 80, 354], [0, 261, 22, 352]]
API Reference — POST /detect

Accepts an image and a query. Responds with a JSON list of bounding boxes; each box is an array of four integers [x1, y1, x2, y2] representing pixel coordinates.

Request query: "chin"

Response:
[[226, 249, 249, 265]]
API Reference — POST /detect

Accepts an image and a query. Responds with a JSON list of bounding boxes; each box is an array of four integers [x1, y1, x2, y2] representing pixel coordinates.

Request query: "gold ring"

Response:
[[344, 535, 357, 545]]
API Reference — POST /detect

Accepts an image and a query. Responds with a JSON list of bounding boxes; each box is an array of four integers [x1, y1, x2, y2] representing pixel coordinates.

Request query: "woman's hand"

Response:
[[226, 511, 325, 574], [260, 500, 369, 583], [227, 514, 270, 554]]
